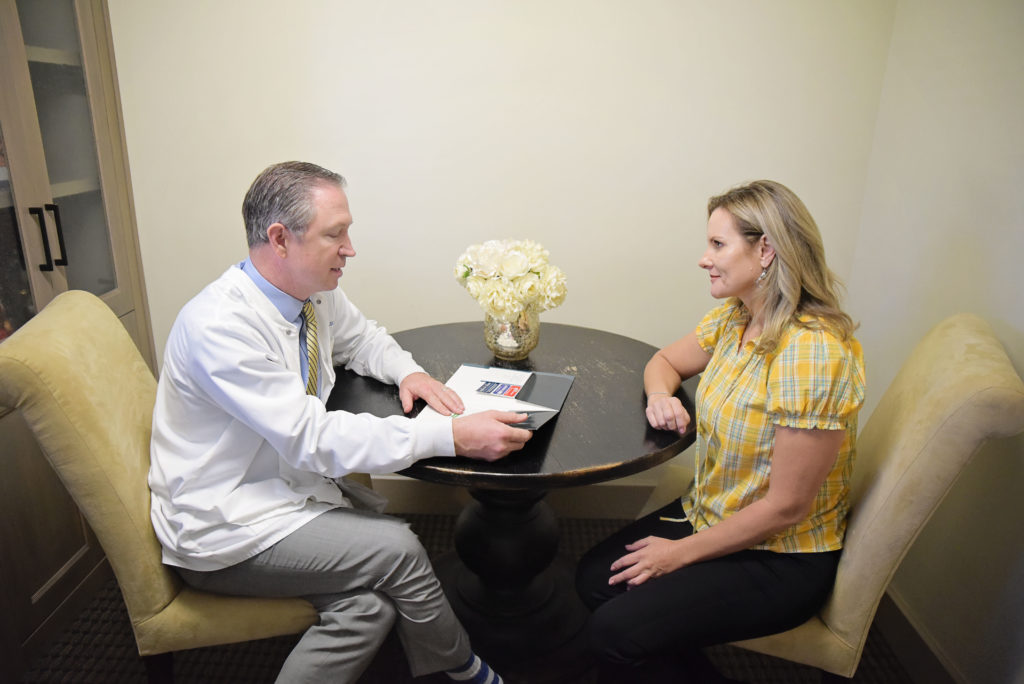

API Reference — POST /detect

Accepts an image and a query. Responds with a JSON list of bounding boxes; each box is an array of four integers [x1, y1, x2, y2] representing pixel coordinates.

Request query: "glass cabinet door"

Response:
[[15, 0, 117, 297], [0, 129, 37, 340]]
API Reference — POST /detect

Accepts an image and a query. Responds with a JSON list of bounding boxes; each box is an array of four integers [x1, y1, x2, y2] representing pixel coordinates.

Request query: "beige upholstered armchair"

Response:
[[640, 313, 1024, 679], [0, 291, 319, 682]]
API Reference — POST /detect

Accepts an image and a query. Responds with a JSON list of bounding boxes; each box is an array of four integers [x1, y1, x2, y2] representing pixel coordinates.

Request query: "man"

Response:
[[149, 161, 530, 683]]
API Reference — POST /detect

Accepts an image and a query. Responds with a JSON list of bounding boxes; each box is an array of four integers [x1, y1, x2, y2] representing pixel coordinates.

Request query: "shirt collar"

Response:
[[239, 257, 305, 323]]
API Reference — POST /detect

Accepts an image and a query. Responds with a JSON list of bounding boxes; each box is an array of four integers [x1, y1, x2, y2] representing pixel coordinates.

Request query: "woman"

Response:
[[575, 180, 866, 682]]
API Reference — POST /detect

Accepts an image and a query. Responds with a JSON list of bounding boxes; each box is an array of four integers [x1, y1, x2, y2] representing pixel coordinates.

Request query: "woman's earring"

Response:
[[756, 267, 768, 284]]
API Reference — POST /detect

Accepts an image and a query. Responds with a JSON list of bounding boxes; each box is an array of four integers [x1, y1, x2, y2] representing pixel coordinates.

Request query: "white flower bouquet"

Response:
[[454, 239, 567, 320]]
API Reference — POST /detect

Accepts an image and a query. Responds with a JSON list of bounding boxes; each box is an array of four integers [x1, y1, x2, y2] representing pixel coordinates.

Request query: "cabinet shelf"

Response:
[[51, 177, 100, 199], [24, 46, 81, 68], [0, 177, 99, 209]]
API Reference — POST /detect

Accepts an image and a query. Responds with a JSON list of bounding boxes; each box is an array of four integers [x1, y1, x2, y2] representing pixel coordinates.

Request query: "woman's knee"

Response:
[[575, 547, 621, 611], [587, 605, 649, 667]]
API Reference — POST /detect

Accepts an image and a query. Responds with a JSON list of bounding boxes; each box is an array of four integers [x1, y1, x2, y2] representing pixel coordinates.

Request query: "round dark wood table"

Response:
[[327, 321, 696, 682]]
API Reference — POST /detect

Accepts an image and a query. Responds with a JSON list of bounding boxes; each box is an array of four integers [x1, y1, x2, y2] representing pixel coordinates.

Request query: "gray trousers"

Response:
[[177, 507, 471, 683]]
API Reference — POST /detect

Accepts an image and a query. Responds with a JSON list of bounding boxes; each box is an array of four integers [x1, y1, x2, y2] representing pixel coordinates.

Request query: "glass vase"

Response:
[[484, 309, 540, 361]]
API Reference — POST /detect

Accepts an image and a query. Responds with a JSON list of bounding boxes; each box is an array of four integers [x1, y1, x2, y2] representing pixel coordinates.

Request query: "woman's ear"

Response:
[[759, 235, 776, 268]]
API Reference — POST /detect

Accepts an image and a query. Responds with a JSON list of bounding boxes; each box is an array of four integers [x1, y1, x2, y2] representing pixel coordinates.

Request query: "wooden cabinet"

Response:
[[0, 0, 153, 678]]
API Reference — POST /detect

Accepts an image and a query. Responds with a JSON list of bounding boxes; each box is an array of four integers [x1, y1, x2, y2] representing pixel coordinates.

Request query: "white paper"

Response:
[[418, 364, 556, 420]]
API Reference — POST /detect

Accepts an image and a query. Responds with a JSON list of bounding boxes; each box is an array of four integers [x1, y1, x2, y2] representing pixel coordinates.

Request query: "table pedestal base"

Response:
[[434, 489, 593, 683]]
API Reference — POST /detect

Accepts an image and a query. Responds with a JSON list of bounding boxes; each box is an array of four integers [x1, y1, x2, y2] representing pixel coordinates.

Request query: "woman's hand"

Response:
[[643, 330, 708, 434], [608, 536, 689, 588], [645, 394, 691, 435]]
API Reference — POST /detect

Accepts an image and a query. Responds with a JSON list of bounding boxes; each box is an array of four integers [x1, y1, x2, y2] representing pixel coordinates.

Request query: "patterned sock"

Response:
[[446, 653, 504, 684]]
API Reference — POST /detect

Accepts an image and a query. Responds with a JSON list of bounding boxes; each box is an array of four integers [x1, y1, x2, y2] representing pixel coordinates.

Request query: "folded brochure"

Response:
[[419, 363, 575, 429]]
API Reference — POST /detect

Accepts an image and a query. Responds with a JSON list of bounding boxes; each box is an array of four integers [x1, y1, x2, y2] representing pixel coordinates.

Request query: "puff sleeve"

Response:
[[766, 326, 865, 430], [696, 301, 745, 355]]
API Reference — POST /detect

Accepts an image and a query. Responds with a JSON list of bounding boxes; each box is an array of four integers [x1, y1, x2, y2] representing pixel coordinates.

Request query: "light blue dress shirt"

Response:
[[239, 258, 316, 392]]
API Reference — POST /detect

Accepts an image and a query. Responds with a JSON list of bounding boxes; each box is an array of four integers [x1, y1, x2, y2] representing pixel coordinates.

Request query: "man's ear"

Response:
[[759, 235, 776, 268], [266, 223, 289, 257]]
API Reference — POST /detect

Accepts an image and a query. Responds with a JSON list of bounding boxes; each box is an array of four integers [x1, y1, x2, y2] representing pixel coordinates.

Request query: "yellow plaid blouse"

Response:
[[682, 300, 865, 553]]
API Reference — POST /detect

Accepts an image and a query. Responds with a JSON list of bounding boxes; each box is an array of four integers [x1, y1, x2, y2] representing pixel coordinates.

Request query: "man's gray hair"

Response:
[[242, 161, 346, 247]]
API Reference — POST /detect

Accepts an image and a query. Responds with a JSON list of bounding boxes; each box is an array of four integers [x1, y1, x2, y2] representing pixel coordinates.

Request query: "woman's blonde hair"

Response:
[[707, 180, 855, 354]]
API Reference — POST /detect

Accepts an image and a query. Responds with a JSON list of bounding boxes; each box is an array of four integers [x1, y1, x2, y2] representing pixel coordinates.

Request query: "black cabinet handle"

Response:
[[29, 206, 54, 272], [44, 203, 68, 266]]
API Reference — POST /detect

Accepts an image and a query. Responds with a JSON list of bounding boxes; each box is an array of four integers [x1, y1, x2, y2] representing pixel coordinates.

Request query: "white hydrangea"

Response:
[[455, 239, 568, 318], [539, 266, 568, 310]]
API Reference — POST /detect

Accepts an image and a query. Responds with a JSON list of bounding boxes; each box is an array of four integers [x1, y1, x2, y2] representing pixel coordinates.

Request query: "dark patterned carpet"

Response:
[[22, 515, 912, 683]]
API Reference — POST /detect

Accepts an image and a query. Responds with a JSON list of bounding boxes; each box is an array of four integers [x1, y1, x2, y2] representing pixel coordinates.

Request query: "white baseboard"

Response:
[[372, 473, 654, 520]]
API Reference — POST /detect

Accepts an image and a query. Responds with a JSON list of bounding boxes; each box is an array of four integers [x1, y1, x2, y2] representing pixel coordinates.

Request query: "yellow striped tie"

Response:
[[301, 301, 319, 396]]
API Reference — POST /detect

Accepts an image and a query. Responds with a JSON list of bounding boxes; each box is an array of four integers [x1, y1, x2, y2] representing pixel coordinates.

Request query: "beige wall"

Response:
[[847, 1, 1024, 683], [106, 0, 892, 361], [106, 1, 1022, 682]]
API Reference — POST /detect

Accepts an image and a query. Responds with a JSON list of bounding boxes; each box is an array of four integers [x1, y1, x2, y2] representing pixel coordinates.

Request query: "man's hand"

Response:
[[453, 411, 532, 461], [399, 372, 465, 415]]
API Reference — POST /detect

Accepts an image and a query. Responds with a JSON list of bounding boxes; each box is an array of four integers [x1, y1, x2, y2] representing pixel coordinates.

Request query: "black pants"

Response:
[[575, 499, 840, 682]]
